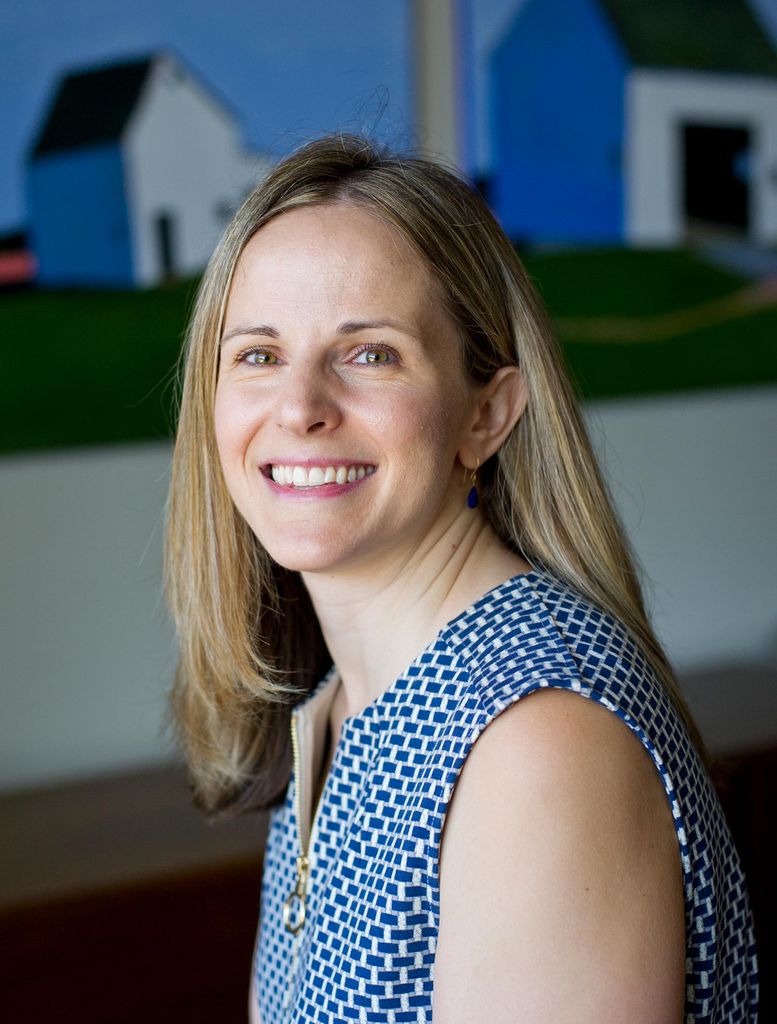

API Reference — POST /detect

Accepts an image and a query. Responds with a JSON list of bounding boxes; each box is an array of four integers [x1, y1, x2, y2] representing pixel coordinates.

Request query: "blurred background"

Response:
[[1, 1, 776, 1020]]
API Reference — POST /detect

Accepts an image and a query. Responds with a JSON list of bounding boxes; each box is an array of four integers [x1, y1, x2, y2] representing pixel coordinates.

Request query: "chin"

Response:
[[259, 535, 359, 576]]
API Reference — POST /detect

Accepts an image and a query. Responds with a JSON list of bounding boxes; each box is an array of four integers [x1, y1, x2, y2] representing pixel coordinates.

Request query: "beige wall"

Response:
[[1, 443, 176, 790]]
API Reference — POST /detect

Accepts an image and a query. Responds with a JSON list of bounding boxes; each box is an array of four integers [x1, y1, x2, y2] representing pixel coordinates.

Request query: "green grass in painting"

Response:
[[559, 306, 777, 400], [522, 247, 746, 317], [518, 247, 777, 399], [0, 280, 197, 453], [1, 248, 775, 453]]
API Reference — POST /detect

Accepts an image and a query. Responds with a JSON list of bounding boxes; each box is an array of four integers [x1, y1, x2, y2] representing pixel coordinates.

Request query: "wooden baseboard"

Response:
[[1, 857, 263, 1023]]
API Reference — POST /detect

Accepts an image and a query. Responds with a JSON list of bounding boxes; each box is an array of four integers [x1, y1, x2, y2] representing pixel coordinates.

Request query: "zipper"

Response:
[[282, 707, 330, 1020], [283, 709, 328, 935]]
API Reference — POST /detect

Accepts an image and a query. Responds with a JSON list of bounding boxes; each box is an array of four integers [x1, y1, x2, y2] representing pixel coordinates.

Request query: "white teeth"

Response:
[[269, 464, 375, 487]]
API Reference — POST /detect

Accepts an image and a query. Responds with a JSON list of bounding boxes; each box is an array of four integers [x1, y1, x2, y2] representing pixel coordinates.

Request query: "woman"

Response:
[[166, 135, 757, 1022]]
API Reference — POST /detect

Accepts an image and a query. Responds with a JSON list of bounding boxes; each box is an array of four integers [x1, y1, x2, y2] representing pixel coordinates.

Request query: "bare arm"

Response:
[[248, 946, 262, 1024], [432, 688, 685, 1024]]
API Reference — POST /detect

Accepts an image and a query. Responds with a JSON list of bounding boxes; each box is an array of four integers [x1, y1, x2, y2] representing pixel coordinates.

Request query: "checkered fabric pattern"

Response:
[[254, 568, 758, 1022]]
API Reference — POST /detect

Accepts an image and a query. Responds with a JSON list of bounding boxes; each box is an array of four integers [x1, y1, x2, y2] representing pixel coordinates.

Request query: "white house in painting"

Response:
[[626, 68, 777, 246], [27, 52, 271, 288], [492, 0, 777, 247]]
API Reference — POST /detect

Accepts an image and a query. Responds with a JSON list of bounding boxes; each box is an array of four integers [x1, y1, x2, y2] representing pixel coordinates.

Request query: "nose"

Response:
[[275, 362, 342, 436]]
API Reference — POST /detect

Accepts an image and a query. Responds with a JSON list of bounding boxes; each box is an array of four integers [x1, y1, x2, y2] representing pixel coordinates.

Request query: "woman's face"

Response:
[[214, 203, 480, 577]]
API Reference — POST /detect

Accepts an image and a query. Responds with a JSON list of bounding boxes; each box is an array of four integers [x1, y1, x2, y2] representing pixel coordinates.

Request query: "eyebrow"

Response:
[[220, 324, 279, 346], [337, 318, 415, 336], [220, 317, 417, 346]]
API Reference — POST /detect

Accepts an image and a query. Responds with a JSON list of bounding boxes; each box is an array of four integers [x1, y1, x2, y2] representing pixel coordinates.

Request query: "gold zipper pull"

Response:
[[283, 853, 309, 934]]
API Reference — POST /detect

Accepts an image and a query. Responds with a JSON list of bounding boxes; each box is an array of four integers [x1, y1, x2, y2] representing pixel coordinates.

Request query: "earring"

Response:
[[466, 459, 479, 509]]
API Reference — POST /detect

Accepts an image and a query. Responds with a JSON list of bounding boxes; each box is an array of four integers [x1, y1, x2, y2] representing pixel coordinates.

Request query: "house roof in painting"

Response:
[[600, 0, 777, 75], [31, 56, 154, 158]]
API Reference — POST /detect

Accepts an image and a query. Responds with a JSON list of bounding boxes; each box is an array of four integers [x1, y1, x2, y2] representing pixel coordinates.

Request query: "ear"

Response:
[[458, 366, 527, 469]]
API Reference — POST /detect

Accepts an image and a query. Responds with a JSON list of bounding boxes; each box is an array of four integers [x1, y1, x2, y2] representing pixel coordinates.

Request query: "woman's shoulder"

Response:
[[438, 566, 700, 836], [443, 566, 663, 723], [442, 683, 676, 836], [438, 679, 678, 864], [440, 684, 680, 868]]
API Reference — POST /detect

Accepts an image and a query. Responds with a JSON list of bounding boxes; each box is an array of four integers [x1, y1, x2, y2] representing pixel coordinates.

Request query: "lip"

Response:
[[261, 459, 374, 470]]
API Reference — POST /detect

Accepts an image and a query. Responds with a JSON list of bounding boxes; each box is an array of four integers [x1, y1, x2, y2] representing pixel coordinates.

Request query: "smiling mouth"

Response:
[[265, 463, 377, 488]]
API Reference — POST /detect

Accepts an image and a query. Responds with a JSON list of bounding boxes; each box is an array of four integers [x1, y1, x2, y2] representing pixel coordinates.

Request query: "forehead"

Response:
[[225, 204, 446, 323]]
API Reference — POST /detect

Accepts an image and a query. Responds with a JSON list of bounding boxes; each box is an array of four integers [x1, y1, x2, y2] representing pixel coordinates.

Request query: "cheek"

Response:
[[406, 376, 472, 444], [212, 389, 238, 471], [213, 382, 264, 466], [360, 383, 469, 472]]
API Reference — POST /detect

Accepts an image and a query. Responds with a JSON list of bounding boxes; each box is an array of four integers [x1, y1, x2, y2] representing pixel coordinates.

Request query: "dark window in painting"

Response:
[[155, 212, 176, 280], [682, 123, 751, 234]]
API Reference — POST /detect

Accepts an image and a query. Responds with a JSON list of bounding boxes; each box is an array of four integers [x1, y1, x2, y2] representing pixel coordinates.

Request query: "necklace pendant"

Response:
[[282, 888, 306, 934], [283, 854, 310, 934]]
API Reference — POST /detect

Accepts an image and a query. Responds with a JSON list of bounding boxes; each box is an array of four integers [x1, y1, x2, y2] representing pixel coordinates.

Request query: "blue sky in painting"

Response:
[[0, 0, 414, 233], [2, 0, 777, 234]]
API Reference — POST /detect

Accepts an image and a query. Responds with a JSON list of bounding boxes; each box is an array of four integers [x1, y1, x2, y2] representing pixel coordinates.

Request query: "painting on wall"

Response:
[[488, 0, 777, 403], [2, 0, 776, 455]]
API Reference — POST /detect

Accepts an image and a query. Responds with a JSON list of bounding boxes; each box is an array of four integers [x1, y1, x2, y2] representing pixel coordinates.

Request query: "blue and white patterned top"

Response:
[[254, 568, 758, 1023]]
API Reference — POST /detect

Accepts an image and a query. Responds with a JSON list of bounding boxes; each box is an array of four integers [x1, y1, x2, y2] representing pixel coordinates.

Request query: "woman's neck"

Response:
[[301, 513, 531, 721]]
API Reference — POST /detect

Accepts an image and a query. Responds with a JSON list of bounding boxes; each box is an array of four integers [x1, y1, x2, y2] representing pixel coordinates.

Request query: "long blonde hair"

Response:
[[166, 133, 702, 815]]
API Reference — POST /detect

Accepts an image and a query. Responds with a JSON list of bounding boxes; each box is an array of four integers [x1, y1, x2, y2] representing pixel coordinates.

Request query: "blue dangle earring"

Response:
[[466, 459, 480, 509]]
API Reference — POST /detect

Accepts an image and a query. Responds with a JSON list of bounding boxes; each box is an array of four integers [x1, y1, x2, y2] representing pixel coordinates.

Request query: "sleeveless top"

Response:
[[253, 568, 758, 1023]]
